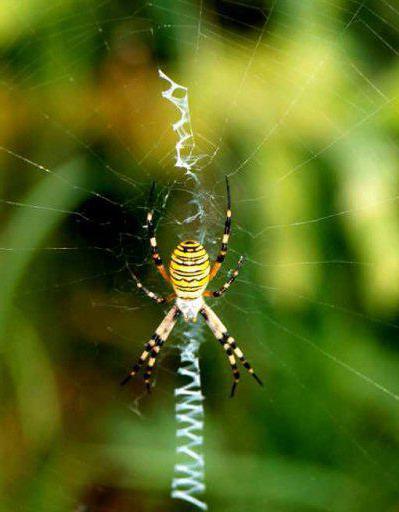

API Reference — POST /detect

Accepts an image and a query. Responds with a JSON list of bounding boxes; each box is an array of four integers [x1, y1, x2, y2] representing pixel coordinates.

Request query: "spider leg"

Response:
[[143, 339, 165, 393], [121, 306, 180, 387], [226, 336, 263, 387], [126, 262, 167, 304], [200, 304, 263, 393], [209, 176, 232, 281], [204, 256, 245, 298], [221, 339, 240, 397], [147, 182, 170, 283], [200, 304, 240, 396]]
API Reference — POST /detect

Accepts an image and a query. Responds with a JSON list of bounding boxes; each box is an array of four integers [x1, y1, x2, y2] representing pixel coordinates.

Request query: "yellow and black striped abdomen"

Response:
[[169, 240, 210, 299]]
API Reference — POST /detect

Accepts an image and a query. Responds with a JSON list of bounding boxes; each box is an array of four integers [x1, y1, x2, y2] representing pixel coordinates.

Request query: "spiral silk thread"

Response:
[[159, 69, 208, 510]]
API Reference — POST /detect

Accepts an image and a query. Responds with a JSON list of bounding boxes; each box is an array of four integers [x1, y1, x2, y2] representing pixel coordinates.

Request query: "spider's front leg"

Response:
[[219, 338, 240, 397], [200, 303, 263, 396], [121, 306, 180, 391]]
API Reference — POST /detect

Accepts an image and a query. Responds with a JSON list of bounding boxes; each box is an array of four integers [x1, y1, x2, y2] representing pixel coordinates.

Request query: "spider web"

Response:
[[1, 1, 399, 511]]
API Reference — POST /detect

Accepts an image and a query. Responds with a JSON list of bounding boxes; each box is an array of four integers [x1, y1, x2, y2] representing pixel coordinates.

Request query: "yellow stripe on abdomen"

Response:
[[169, 240, 210, 299]]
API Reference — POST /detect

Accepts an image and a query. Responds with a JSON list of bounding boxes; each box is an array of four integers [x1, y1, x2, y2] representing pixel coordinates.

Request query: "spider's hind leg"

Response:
[[146, 182, 170, 283], [209, 176, 232, 281]]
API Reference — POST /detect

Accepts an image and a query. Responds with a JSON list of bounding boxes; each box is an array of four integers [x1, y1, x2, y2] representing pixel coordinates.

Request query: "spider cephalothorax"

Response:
[[121, 178, 262, 397]]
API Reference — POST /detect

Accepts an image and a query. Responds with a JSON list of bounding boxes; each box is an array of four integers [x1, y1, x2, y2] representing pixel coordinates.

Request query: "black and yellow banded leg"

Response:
[[201, 303, 263, 393], [210, 176, 232, 281], [120, 336, 159, 385], [121, 306, 180, 387], [147, 182, 170, 282], [223, 334, 263, 387], [217, 337, 240, 397], [143, 342, 164, 393], [126, 262, 167, 304], [205, 256, 245, 298]]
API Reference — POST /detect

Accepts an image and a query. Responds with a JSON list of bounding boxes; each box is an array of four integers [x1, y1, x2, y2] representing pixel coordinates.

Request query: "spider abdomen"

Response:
[[169, 240, 210, 299]]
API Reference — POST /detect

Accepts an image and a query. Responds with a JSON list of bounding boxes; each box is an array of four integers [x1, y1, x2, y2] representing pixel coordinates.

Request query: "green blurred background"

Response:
[[1, 1, 399, 511]]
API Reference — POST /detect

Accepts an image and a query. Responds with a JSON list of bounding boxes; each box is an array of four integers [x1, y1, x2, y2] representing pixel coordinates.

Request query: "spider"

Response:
[[121, 177, 263, 397]]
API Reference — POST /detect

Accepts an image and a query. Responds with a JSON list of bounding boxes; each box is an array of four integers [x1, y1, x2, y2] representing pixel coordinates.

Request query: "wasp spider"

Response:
[[121, 178, 263, 397]]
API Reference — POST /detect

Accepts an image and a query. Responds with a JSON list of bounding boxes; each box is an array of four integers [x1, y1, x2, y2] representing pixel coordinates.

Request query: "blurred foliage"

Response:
[[1, 1, 399, 511]]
